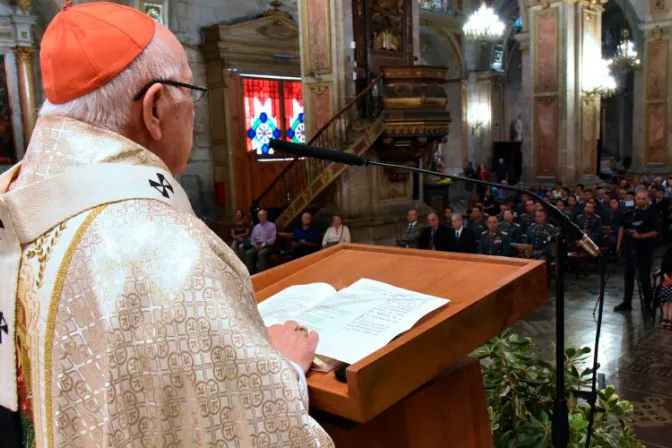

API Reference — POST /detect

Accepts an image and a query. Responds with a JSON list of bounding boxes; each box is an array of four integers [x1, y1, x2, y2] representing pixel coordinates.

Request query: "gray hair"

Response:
[[38, 29, 182, 133]]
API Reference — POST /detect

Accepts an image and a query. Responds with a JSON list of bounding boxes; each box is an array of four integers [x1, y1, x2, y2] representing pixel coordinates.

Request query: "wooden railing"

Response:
[[253, 75, 384, 214]]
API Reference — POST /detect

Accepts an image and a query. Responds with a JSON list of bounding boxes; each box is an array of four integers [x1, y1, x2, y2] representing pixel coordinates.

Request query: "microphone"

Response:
[[270, 139, 601, 257], [270, 139, 367, 166]]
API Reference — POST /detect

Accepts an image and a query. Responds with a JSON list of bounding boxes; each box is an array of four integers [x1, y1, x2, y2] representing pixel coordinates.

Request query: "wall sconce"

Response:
[[468, 103, 490, 135]]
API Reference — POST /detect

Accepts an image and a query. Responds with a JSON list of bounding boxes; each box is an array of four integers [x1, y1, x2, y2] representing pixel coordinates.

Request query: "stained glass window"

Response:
[[0, 55, 15, 164], [243, 77, 304, 156]]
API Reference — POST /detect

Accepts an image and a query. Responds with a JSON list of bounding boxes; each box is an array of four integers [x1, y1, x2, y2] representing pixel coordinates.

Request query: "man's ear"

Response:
[[142, 83, 167, 141]]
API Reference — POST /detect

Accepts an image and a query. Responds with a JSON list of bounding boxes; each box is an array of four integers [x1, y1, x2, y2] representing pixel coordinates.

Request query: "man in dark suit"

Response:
[[448, 213, 477, 254], [419, 212, 451, 251], [397, 208, 426, 248]]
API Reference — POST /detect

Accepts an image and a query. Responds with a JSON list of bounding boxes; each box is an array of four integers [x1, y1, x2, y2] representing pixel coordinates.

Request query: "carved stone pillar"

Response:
[[525, 0, 605, 185], [515, 32, 533, 182], [13, 46, 36, 146], [632, 24, 671, 172]]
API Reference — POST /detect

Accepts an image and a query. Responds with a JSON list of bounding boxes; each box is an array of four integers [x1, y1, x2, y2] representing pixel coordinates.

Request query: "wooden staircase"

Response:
[[253, 75, 385, 230]]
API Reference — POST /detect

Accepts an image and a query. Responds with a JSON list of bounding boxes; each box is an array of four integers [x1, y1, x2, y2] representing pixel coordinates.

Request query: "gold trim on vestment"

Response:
[[44, 205, 106, 448]]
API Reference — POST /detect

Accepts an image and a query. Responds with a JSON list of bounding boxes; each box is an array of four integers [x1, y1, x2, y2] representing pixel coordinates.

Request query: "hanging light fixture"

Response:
[[609, 29, 641, 72], [608, 0, 641, 72], [463, 2, 505, 42], [583, 57, 618, 97]]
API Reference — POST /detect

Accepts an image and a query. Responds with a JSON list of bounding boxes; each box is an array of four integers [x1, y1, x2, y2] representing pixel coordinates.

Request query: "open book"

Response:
[[258, 278, 450, 365]]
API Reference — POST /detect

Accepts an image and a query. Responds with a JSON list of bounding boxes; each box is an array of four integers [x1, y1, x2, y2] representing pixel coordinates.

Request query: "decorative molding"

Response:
[[646, 39, 668, 100], [533, 95, 559, 177], [300, 0, 332, 76], [645, 102, 668, 165], [16, 0, 30, 14], [12, 45, 33, 62], [533, 7, 559, 93]]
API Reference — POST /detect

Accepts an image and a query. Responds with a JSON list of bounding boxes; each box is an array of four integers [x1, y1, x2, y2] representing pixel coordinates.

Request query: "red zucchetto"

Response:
[[40, 1, 156, 104]]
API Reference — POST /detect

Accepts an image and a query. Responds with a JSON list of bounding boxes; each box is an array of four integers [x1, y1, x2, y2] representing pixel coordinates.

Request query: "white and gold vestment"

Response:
[[0, 116, 333, 447]]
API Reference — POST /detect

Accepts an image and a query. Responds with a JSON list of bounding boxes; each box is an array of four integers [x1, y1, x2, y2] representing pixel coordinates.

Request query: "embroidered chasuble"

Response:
[[0, 116, 333, 447]]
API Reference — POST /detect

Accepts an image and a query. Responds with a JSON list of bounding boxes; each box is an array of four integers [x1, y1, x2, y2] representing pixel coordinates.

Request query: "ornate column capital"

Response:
[[640, 22, 672, 41], [13, 46, 35, 63], [16, 0, 31, 14], [515, 32, 530, 52]]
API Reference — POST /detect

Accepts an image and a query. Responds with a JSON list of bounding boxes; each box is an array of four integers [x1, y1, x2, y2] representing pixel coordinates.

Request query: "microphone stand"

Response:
[[268, 139, 605, 448], [359, 160, 600, 448]]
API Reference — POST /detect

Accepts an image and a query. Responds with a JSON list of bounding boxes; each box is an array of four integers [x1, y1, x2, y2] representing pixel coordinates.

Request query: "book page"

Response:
[[295, 278, 450, 364], [257, 282, 337, 327]]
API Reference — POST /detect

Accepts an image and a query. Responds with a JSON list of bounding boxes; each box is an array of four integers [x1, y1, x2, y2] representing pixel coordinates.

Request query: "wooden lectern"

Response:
[[253, 244, 548, 447]]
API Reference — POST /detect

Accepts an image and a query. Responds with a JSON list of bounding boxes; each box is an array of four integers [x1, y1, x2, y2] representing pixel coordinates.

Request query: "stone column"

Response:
[[515, 32, 534, 183], [525, 1, 605, 185], [13, 46, 37, 146], [298, 0, 354, 138], [632, 23, 670, 172]]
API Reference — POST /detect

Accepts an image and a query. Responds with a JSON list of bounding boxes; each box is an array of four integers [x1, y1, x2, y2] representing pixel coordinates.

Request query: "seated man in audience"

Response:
[[467, 205, 487, 244], [419, 212, 451, 251], [576, 202, 603, 245], [500, 209, 523, 243], [479, 216, 511, 256], [245, 209, 277, 274], [449, 213, 478, 254], [566, 196, 579, 221], [519, 199, 535, 235], [515, 193, 530, 215], [526, 209, 556, 260], [398, 208, 425, 248], [653, 185, 670, 241], [291, 212, 322, 259], [442, 206, 454, 226]]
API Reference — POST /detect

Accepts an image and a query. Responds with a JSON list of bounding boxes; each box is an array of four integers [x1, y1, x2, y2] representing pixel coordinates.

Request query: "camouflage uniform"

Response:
[[576, 213, 603, 243], [479, 230, 511, 256], [499, 221, 523, 243], [526, 223, 557, 259]]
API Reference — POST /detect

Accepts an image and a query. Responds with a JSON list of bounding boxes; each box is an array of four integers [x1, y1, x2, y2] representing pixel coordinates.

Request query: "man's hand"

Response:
[[253, 243, 263, 250], [630, 230, 640, 240], [266, 321, 319, 373]]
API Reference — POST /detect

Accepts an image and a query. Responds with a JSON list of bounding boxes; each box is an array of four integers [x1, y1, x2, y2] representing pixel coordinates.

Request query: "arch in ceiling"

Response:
[[419, 22, 467, 78]]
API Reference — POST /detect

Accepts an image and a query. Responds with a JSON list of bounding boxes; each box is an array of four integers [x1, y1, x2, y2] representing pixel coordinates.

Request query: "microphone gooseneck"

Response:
[[270, 139, 601, 257]]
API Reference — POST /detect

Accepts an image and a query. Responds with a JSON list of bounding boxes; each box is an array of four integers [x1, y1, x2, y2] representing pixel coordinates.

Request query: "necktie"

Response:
[[407, 223, 413, 232], [456, 230, 460, 240], [431, 228, 436, 250]]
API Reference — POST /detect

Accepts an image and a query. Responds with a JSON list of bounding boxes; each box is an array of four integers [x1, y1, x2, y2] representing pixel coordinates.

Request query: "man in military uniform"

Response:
[[526, 209, 556, 260], [614, 189, 660, 313], [468, 205, 487, 244], [575, 202, 603, 244], [479, 216, 511, 256], [519, 200, 535, 235], [603, 197, 623, 252], [499, 209, 523, 243]]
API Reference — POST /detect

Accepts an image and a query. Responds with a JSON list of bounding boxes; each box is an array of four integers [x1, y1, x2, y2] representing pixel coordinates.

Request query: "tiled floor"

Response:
[[509, 248, 672, 447]]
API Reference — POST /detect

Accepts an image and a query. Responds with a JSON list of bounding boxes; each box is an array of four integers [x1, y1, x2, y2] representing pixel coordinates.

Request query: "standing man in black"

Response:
[[614, 189, 660, 313], [449, 214, 478, 254], [494, 158, 508, 183], [419, 212, 451, 251]]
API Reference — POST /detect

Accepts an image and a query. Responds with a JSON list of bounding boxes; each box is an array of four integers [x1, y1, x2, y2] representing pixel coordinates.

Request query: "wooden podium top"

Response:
[[252, 244, 547, 423]]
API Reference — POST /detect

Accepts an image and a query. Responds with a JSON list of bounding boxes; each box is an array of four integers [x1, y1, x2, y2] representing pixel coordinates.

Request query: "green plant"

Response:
[[476, 330, 646, 448]]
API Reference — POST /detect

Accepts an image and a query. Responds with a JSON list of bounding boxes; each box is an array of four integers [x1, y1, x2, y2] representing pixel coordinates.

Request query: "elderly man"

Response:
[[0, 3, 331, 447], [246, 209, 277, 273]]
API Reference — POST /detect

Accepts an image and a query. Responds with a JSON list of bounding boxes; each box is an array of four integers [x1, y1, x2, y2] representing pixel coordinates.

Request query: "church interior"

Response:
[[2, 0, 672, 446]]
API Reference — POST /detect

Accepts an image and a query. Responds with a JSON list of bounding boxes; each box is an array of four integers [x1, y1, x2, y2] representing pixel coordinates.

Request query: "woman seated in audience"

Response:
[[322, 213, 352, 247], [658, 247, 672, 329], [230, 208, 250, 258]]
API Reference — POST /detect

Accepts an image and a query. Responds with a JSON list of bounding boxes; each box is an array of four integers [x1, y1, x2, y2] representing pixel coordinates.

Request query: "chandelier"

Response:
[[463, 3, 505, 42], [608, 29, 641, 72], [582, 58, 618, 97]]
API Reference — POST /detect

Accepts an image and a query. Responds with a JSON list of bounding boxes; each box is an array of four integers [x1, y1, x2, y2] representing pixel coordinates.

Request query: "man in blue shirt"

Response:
[[291, 212, 322, 259]]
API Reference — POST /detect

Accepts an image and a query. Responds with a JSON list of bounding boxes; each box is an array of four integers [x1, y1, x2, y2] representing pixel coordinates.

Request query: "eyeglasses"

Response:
[[133, 79, 207, 103]]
